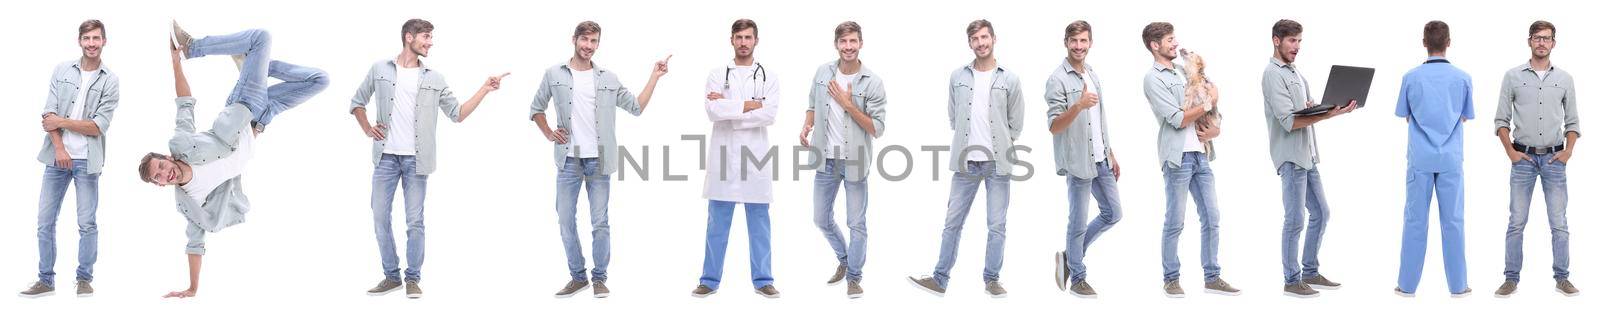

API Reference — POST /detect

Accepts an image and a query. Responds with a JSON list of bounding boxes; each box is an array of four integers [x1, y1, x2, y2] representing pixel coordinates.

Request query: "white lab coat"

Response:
[[702, 62, 780, 204]]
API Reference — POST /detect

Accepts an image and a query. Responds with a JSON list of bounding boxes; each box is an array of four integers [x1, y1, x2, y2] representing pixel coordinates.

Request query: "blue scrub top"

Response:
[[1396, 56, 1475, 172]]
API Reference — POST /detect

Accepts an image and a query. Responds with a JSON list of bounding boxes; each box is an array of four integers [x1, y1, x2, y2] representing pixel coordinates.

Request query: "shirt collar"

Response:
[[1062, 59, 1093, 76], [1518, 61, 1556, 73], [388, 58, 431, 72], [829, 60, 873, 79]]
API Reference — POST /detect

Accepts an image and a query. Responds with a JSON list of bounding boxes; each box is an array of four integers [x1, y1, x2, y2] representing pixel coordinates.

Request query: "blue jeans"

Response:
[[1161, 152, 1222, 283], [1398, 168, 1468, 294], [36, 159, 98, 285], [931, 161, 1010, 288], [699, 200, 773, 290], [1505, 153, 1570, 281], [371, 154, 428, 282], [814, 159, 869, 282], [556, 157, 611, 282], [187, 29, 329, 130], [1279, 163, 1330, 284], [1064, 161, 1122, 283]]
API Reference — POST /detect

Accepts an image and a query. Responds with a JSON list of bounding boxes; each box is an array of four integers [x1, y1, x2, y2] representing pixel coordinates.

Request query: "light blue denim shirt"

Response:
[[1144, 62, 1197, 168], [168, 97, 253, 255], [350, 59, 465, 175], [530, 63, 643, 176], [1046, 61, 1110, 179], [808, 60, 887, 182], [1262, 58, 1319, 170], [948, 63, 1025, 174], [37, 60, 119, 174], [1494, 62, 1579, 148]]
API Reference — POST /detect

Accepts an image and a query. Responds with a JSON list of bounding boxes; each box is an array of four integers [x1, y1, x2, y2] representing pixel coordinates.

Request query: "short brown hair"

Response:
[[401, 19, 434, 45], [574, 21, 601, 39], [732, 19, 758, 37], [1272, 19, 1302, 39], [138, 152, 171, 183], [1065, 20, 1092, 40], [1529, 20, 1556, 37], [966, 19, 993, 37], [79, 19, 104, 38], [1142, 22, 1174, 52], [1424, 20, 1450, 53], [835, 21, 862, 40]]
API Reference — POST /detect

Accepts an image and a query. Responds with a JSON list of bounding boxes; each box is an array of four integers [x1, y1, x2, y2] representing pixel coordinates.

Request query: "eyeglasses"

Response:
[[1530, 36, 1556, 43]]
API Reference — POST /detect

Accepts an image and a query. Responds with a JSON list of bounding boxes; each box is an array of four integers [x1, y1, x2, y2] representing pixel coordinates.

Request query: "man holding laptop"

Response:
[[1261, 19, 1360, 298]]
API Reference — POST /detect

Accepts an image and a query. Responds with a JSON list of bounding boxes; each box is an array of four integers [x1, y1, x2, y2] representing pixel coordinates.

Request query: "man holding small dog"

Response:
[[1261, 19, 1355, 298], [1142, 22, 1239, 298]]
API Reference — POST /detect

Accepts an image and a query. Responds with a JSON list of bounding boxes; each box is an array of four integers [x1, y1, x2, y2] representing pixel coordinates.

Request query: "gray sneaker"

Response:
[[593, 280, 610, 298], [846, 280, 864, 299], [554, 280, 590, 298], [1450, 287, 1472, 298], [367, 279, 403, 296], [827, 264, 847, 286], [1205, 278, 1241, 296], [1494, 280, 1517, 298], [985, 281, 1008, 298], [170, 20, 194, 59], [1163, 280, 1185, 298], [755, 285, 781, 299], [1304, 274, 1342, 290], [690, 285, 716, 298], [75, 281, 94, 297], [404, 280, 422, 299], [1069, 280, 1098, 298], [1283, 282, 1319, 298], [1556, 279, 1580, 297], [1054, 251, 1069, 291], [19, 281, 54, 298], [907, 276, 945, 297]]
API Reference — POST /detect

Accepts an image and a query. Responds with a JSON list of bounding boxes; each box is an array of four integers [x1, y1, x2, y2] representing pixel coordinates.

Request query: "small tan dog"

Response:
[[1181, 49, 1220, 157]]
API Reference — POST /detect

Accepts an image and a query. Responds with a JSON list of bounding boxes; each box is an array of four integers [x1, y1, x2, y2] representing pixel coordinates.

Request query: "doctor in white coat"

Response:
[[692, 18, 783, 299]]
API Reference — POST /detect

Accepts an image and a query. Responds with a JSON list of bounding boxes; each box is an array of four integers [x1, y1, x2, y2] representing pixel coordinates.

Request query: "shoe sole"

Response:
[[1495, 290, 1516, 298], [754, 289, 780, 299], [19, 291, 55, 298], [77, 292, 94, 298], [1282, 291, 1320, 298], [1204, 289, 1241, 296], [847, 292, 863, 299], [1055, 252, 1068, 291], [906, 277, 945, 297], [1069, 290, 1098, 299], [1308, 284, 1342, 290], [554, 284, 591, 299], [594, 289, 610, 298], [1164, 292, 1186, 298], [1558, 289, 1580, 297], [367, 287, 401, 296], [988, 292, 1007, 298], [690, 290, 716, 298], [1395, 289, 1415, 298], [1450, 292, 1472, 298], [406, 293, 422, 299]]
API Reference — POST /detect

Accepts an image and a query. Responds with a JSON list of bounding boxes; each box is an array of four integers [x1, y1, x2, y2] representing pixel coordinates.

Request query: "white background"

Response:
[[2, 0, 1592, 315]]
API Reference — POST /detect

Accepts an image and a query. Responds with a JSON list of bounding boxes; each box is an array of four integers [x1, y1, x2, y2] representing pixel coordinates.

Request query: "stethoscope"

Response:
[[723, 63, 768, 101]]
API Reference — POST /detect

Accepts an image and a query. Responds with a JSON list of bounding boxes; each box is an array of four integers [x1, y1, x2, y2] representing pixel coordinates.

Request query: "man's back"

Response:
[[1397, 57, 1475, 172]]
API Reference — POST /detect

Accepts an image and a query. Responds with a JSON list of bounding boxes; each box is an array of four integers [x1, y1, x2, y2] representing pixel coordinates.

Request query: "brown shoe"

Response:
[[1204, 278, 1241, 296], [404, 280, 422, 299], [827, 264, 847, 286], [1494, 280, 1517, 298], [1557, 279, 1580, 297], [75, 280, 94, 297], [18, 281, 54, 298], [1304, 274, 1342, 290], [907, 276, 945, 297], [755, 285, 781, 299], [593, 281, 610, 298], [846, 280, 864, 299], [366, 279, 402, 296], [554, 280, 590, 298], [171, 20, 195, 59], [1164, 280, 1185, 298], [1283, 282, 1319, 298], [690, 284, 716, 298]]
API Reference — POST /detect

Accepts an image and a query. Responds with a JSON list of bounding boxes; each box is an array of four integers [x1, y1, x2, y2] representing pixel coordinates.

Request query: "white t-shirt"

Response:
[[967, 69, 996, 162], [1083, 69, 1107, 163], [1536, 70, 1550, 80], [383, 66, 420, 156], [182, 131, 255, 205], [568, 69, 600, 158], [64, 70, 96, 160], [824, 69, 858, 159]]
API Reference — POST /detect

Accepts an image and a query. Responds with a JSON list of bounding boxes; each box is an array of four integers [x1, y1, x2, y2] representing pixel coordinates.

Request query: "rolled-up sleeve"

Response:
[[185, 223, 207, 255]]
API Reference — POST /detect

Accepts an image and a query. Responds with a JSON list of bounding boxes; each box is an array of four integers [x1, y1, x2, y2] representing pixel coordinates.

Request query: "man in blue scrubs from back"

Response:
[[1394, 20, 1475, 298]]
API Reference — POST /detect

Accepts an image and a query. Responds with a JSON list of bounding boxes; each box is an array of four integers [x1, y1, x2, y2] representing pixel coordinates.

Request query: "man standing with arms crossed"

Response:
[[20, 19, 118, 299], [1493, 20, 1580, 298]]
